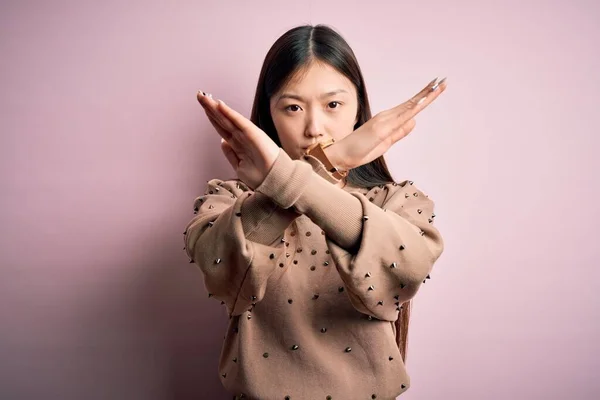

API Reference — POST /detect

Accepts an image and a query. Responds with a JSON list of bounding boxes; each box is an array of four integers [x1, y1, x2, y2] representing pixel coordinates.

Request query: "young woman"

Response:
[[185, 24, 446, 400]]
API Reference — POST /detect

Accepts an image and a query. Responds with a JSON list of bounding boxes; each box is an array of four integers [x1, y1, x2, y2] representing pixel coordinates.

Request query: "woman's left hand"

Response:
[[196, 91, 280, 190]]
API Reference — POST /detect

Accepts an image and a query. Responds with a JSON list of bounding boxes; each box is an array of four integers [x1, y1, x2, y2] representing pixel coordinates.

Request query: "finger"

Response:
[[406, 77, 447, 111], [387, 77, 437, 115], [216, 100, 255, 133], [390, 77, 447, 129], [198, 91, 236, 141], [389, 118, 416, 143], [220, 138, 240, 170], [206, 112, 245, 154]]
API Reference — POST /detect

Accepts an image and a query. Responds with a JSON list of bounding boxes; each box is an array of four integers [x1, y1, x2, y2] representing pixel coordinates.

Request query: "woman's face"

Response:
[[269, 61, 359, 160]]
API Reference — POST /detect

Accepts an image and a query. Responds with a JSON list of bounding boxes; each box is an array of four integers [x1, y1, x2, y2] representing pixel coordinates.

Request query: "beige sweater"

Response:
[[184, 149, 444, 400]]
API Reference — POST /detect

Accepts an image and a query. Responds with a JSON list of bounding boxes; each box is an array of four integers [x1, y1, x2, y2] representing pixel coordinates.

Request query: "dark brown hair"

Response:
[[249, 24, 413, 363]]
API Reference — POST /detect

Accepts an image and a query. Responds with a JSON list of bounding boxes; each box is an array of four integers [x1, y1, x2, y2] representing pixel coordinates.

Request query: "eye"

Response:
[[328, 101, 341, 109], [285, 105, 302, 112]]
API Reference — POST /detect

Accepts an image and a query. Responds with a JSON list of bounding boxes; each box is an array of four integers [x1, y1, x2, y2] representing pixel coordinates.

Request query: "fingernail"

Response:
[[428, 77, 438, 87], [431, 77, 446, 91]]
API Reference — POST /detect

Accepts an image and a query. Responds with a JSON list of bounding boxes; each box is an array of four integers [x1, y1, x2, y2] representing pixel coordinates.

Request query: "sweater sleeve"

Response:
[[183, 179, 299, 316], [255, 149, 444, 321]]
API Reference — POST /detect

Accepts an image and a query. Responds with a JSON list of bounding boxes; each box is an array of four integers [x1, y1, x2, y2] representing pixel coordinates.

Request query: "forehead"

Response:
[[281, 61, 356, 94]]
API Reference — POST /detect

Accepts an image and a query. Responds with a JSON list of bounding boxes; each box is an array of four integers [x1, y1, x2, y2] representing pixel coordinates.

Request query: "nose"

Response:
[[304, 111, 325, 139]]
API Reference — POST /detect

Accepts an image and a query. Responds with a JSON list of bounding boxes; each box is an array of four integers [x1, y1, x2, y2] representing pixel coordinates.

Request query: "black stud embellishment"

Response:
[[390, 262, 397, 269], [400, 283, 406, 289], [338, 286, 344, 292], [208, 293, 213, 298], [214, 258, 221, 264], [327, 396, 332, 400], [208, 204, 214, 209], [413, 192, 418, 197], [286, 253, 290, 258], [285, 397, 290, 400], [247, 314, 251, 320], [325, 250, 330, 254], [296, 248, 302, 253], [429, 218, 433, 223], [209, 191, 213, 194], [369, 197, 374, 202], [293, 260, 298, 264], [394, 295, 399, 300], [291, 345, 299, 350], [417, 209, 422, 214], [419, 230, 425, 236], [251, 296, 257, 301], [345, 347, 352, 352], [426, 274, 431, 279], [389, 356, 394, 361], [368, 285, 375, 291], [323, 261, 329, 266], [208, 221, 214, 227], [405, 193, 409, 198], [399, 245, 405, 250], [288, 299, 293, 304], [321, 230, 325, 235], [365, 272, 372, 278], [269, 253, 275, 259], [281, 238, 286, 243], [372, 395, 377, 399], [401, 384, 406, 389], [306, 231, 311, 236], [222, 373, 226, 378], [263, 352, 269, 358], [311, 250, 317, 255], [377, 301, 384, 306], [432, 213, 436, 218], [313, 294, 319, 300], [367, 315, 373, 320], [321, 328, 327, 333], [189, 259, 194, 263], [409, 181, 414, 185], [363, 215, 369, 221], [221, 301, 225, 305], [214, 187, 219, 192], [233, 357, 237, 362], [279, 263, 284, 268], [235, 212, 241, 217], [310, 266, 316, 271]]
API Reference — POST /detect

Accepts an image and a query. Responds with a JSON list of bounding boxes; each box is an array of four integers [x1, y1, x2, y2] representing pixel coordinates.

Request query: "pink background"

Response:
[[1, 1, 599, 399]]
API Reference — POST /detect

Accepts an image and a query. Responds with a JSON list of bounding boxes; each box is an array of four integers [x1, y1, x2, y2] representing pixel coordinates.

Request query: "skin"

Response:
[[268, 61, 359, 188], [197, 64, 446, 190]]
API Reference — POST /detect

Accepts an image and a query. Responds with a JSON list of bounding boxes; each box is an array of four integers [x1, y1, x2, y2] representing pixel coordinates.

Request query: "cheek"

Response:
[[272, 115, 300, 143]]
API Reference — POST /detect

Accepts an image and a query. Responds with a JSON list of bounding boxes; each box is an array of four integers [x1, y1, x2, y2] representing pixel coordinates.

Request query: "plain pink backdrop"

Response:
[[1, 1, 599, 399]]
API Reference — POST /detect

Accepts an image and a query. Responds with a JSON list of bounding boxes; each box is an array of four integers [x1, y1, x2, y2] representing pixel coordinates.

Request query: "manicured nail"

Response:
[[431, 77, 446, 91]]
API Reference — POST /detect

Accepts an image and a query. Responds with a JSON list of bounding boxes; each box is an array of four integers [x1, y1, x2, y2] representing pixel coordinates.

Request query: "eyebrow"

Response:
[[277, 89, 349, 102]]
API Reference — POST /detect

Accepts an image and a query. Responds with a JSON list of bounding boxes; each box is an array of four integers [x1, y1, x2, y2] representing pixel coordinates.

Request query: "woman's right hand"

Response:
[[331, 77, 447, 171]]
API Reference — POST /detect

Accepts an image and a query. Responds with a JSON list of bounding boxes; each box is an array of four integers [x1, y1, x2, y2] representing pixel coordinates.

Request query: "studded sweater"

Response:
[[183, 149, 444, 400]]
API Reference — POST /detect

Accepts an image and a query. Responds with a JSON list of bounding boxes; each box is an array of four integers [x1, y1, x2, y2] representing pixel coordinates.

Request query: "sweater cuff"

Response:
[[301, 154, 342, 184], [254, 149, 312, 209]]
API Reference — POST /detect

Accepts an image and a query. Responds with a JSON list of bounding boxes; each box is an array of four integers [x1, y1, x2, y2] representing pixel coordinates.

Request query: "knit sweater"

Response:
[[183, 149, 444, 400]]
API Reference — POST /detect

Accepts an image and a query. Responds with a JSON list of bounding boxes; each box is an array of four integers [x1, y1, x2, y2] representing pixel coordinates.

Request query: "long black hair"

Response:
[[249, 24, 413, 363]]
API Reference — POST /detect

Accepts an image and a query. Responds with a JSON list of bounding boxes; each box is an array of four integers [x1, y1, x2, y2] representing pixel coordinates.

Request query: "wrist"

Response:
[[323, 143, 349, 173]]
